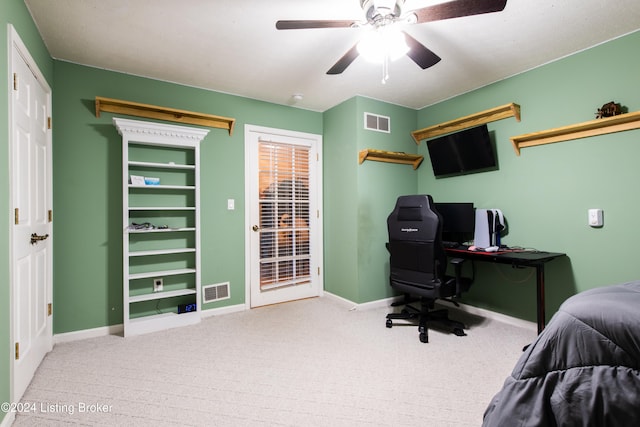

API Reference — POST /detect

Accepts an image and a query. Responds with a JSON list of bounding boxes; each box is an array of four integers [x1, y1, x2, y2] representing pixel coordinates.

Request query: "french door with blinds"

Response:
[[245, 125, 323, 307]]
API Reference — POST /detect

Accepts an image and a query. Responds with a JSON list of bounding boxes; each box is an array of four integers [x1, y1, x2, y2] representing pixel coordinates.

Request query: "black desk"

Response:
[[444, 248, 566, 334]]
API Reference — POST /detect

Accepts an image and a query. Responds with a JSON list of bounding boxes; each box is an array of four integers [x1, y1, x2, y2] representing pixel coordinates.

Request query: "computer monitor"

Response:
[[434, 202, 475, 244]]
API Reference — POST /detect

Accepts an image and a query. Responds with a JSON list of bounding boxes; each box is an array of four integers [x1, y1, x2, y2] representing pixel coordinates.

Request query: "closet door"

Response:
[[10, 26, 53, 401]]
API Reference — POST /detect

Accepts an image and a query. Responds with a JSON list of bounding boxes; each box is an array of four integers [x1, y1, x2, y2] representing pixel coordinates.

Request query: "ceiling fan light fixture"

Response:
[[372, 0, 399, 14], [362, 0, 403, 22], [357, 28, 409, 63]]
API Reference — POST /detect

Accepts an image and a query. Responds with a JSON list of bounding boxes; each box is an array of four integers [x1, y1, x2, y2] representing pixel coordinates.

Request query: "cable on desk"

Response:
[[503, 245, 547, 254], [491, 262, 535, 284]]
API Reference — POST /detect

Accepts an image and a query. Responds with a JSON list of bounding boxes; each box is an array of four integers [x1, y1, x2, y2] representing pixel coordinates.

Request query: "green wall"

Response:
[[1, 0, 54, 420], [323, 99, 360, 301], [323, 97, 418, 303], [51, 62, 322, 333], [355, 98, 418, 302], [416, 30, 640, 321]]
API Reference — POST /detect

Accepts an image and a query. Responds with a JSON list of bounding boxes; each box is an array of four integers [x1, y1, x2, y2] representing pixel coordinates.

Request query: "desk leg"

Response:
[[536, 265, 545, 334]]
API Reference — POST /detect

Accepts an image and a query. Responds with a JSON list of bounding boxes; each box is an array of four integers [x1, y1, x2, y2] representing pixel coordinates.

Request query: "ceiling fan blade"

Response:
[[276, 20, 356, 30], [326, 44, 360, 75], [412, 0, 507, 24], [404, 32, 441, 69]]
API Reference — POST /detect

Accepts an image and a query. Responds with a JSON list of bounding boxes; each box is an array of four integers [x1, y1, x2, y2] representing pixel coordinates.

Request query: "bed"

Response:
[[482, 281, 640, 426]]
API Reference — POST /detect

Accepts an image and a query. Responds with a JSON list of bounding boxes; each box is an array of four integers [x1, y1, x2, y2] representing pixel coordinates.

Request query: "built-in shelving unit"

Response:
[[509, 110, 640, 155], [98, 96, 235, 135], [411, 103, 521, 144], [358, 149, 424, 169], [114, 117, 209, 337]]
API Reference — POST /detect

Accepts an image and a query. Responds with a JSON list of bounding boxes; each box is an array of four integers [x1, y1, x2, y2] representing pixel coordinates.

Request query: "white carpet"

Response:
[[14, 297, 534, 426]]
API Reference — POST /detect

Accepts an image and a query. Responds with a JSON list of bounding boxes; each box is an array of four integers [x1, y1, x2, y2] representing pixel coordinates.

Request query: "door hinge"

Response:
[[13, 73, 18, 91], [48, 303, 53, 316], [318, 267, 321, 276], [47, 116, 52, 130], [48, 210, 53, 222], [15, 208, 19, 225], [15, 342, 19, 360], [317, 210, 319, 218]]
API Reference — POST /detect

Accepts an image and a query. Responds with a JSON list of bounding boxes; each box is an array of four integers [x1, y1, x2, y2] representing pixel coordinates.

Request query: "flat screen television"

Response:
[[426, 124, 496, 177]]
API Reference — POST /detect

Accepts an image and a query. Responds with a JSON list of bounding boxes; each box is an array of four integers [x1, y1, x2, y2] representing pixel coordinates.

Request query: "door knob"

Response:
[[252, 225, 260, 232], [30, 233, 49, 245]]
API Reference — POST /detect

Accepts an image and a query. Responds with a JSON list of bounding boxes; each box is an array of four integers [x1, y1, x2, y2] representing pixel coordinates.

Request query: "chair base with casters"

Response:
[[386, 296, 467, 343]]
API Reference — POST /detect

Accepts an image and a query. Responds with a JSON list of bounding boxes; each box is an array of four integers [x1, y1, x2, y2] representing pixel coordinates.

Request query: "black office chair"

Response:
[[385, 195, 472, 343]]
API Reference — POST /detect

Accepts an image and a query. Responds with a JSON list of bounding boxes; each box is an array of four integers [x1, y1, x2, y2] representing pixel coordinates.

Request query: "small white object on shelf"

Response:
[[130, 175, 145, 186]]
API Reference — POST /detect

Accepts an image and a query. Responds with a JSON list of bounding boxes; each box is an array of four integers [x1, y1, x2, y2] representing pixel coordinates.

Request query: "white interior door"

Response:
[[9, 26, 53, 402], [245, 125, 323, 307]]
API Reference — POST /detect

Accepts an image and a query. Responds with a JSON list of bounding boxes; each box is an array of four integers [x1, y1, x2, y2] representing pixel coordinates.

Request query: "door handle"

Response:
[[252, 225, 260, 232], [30, 233, 49, 245]]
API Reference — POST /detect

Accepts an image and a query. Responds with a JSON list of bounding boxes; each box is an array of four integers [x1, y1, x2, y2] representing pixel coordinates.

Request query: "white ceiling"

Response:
[[24, 0, 640, 112]]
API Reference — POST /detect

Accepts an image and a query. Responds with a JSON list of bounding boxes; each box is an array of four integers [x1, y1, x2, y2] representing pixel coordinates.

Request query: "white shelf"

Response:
[[129, 184, 195, 190], [129, 160, 195, 170], [126, 311, 200, 336], [129, 248, 196, 257], [129, 268, 196, 281], [129, 288, 197, 303], [115, 117, 208, 337], [127, 227, 196, 233], [128, 207, 196, 211]]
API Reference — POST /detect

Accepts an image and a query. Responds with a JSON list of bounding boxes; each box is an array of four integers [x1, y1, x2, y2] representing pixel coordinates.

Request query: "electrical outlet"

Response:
[[153, 278, 163, 292]]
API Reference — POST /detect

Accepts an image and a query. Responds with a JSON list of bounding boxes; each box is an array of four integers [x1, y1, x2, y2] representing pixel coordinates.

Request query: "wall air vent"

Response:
[[202, 282, 230, 303], [364, 112, 390, 133]]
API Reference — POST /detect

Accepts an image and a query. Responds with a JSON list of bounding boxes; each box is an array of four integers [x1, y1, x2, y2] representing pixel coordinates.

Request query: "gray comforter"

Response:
[[483, 281, 640, 426]]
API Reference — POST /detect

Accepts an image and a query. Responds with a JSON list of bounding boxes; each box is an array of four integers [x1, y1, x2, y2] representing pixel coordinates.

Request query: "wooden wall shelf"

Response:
[[510, 110, 640, 155], [95, 96, 236, 135], [359, 149, 424, 170], [411, 103, 521, 144]]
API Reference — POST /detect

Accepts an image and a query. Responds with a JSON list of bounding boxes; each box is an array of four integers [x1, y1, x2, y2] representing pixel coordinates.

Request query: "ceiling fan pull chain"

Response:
[[382, 53, 390, 84]]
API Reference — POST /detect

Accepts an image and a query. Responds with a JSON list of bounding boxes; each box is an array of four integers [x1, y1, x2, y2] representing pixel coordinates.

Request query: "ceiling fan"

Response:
[[276, 0, 508, 77]]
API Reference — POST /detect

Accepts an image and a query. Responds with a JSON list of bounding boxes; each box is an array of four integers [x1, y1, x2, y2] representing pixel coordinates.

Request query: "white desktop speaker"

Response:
[[474, 209, 505, 248]]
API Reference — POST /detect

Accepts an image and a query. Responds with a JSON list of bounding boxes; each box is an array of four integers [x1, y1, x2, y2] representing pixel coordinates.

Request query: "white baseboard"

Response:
[[201, 303, 247, 318], [322, 292, 395, 311], [322, 292, 537, 332], [52, 297, 535, 345], [54, 324, 124, 344], [1, 413, 15, 427], [452, 301, 537, 331], [53, 305, 248, 343]]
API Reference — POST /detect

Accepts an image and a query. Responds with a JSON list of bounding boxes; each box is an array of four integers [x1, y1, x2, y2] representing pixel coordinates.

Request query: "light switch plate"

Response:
[[588, 209, 603, 227], [227, 199, 235, 210]]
